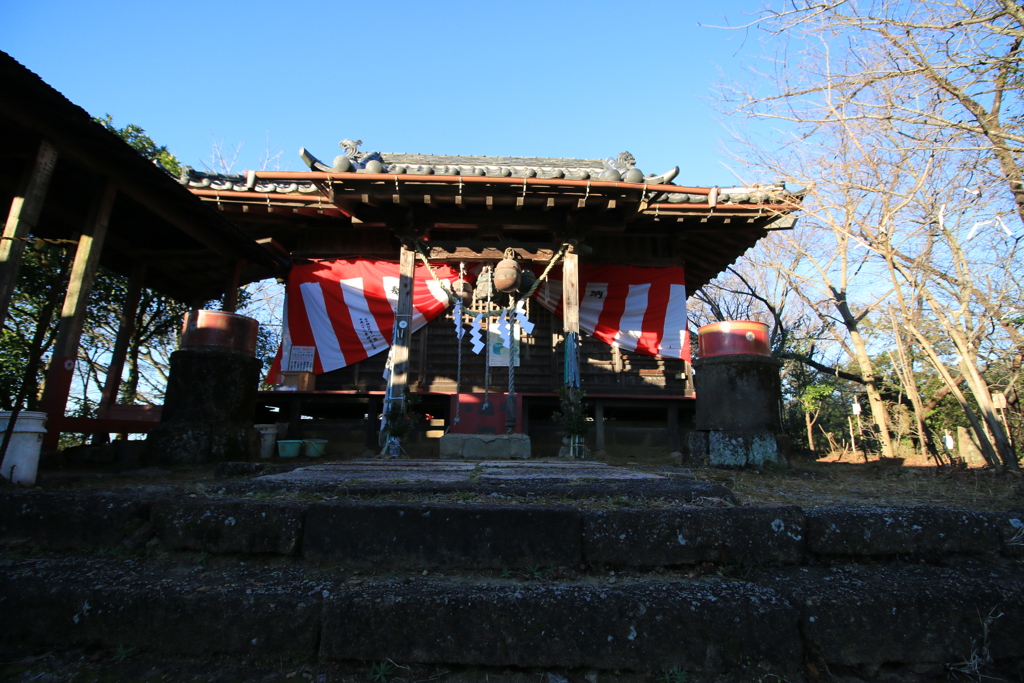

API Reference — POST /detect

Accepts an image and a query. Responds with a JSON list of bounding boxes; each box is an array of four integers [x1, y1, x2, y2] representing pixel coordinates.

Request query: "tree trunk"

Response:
[[833, 291, 896, 460], [805, 410, 816, 453]]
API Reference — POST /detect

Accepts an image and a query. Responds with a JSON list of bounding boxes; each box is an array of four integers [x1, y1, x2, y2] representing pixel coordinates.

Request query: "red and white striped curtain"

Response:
[[533, 264, 690, 361], [269, 259, 689, 382], [269, 259, 458, 378]]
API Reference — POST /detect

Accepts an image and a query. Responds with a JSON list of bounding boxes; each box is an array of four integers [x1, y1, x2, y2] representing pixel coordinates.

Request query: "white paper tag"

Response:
[[288, 346, 316, 372]]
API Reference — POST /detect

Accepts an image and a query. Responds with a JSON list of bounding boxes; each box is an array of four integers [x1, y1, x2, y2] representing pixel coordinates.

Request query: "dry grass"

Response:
[[689, 460, 1024, 511]]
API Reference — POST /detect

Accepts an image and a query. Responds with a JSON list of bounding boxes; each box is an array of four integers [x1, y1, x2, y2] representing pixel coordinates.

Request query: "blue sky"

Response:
[[3, 1, 769, 186]]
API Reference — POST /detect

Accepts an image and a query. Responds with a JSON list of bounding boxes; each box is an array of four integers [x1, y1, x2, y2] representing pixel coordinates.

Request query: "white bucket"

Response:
[[0, 411, 47, 486], [255, 423, 278, 459]]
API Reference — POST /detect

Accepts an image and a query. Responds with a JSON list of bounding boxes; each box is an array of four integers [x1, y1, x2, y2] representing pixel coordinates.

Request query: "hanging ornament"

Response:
[[469, 313, 485, 354], [493, 258, 522, 293], [518, 268, 536, 294], [513, 299, 535, 336], [453, 300, 465, 339], [496, 309, 513, 349], [475, 267, 494, 301], [452, 279, 474, 307]]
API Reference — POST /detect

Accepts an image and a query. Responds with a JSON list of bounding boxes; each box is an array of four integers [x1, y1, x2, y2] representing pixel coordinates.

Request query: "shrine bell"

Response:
[[493, 258, 522, 293], [519, 268, 536, 294], [475, 268, 494, 300], [452, 279, 474, 306]]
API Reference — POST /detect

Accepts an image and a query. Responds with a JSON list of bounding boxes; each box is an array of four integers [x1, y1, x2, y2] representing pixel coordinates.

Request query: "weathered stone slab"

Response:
[[707, 430, 783, 467], [0, 556, 321, 659], [321, 579, 802, 673], [303, 502, 582, 568], [151, 498, 305, 555], [758, 565, 1024, 666], [439, 433, 531, 460], [0, 491, 149, 549], [583, 506, 805, 566], [806, 506, 1002, 558]]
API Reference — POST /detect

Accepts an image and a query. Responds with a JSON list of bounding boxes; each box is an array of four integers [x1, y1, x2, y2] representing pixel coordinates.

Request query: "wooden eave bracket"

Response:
[[765, 215, 798, 230]]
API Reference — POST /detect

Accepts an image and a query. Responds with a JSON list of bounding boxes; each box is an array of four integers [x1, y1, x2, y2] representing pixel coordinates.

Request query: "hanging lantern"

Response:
[[452, 279, 474, 306], [518, 268, 536, 294], [493, 258, 522, 293], [474, 268, 494, 301]]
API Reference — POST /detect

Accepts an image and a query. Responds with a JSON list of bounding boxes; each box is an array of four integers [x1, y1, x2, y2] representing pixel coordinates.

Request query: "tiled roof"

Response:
[[180, 144, 797, 206]]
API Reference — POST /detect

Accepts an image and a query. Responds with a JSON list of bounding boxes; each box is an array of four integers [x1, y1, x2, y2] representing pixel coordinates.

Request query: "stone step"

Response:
[[2, 551, 1023, 679], [2, 490, 1022, 569]]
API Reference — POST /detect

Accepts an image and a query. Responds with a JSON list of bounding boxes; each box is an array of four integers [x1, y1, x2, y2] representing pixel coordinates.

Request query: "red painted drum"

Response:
[[180, 310, 259, 356], [697, 320, 770, 357]]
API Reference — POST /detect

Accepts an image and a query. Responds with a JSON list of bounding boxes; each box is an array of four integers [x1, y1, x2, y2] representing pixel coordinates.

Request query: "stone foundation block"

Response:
[[0, 491, 149, 550], [439, 433, 531, 460], [708, 430, 783, 467], [760, 565, 1024, 666], [321, 579, 802, 672], [151, 498, 306, 555], [0, 556, 321, 659], [303, 502, 581, 568], [807, 506, 1003, 558], [583, 506, 805, 566], [147, 423, 260, 466]]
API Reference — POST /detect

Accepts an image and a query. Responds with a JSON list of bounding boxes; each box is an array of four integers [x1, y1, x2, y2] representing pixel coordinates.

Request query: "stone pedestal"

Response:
[[147, 349, 261, 465], [685, 430, 788, 468], [693, 354, 784, 467], [439, 433, 531, 460]]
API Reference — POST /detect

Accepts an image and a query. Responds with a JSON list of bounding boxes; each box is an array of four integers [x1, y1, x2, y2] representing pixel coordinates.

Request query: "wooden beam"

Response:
[[426, 243, 557, 262], [0, 139, 58, 328], [40, 180, 117, 449], [99, 263, 146, 413]]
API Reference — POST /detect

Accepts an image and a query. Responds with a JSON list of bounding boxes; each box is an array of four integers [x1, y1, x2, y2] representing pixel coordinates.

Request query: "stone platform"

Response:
[[217, 459, 727, 501]]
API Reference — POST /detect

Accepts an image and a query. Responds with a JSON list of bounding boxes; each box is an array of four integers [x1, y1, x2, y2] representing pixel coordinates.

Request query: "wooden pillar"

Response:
[[563, 250, 580, 336], [98, 263, 146, 414], [683, 359, 695, 396], [0, 140, 59, 328], [39, 181, 116, 450], [223, 259, 245, 313], [387, 243, 416, 408], [594, 399, 606, 455]]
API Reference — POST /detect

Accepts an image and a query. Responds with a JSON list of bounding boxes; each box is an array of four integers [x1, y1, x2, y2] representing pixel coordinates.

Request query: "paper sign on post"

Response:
[[288, 346, 316, 372]]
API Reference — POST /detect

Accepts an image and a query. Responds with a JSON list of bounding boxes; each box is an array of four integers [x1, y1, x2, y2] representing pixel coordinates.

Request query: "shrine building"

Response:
[[1, 49, 799, 462]]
